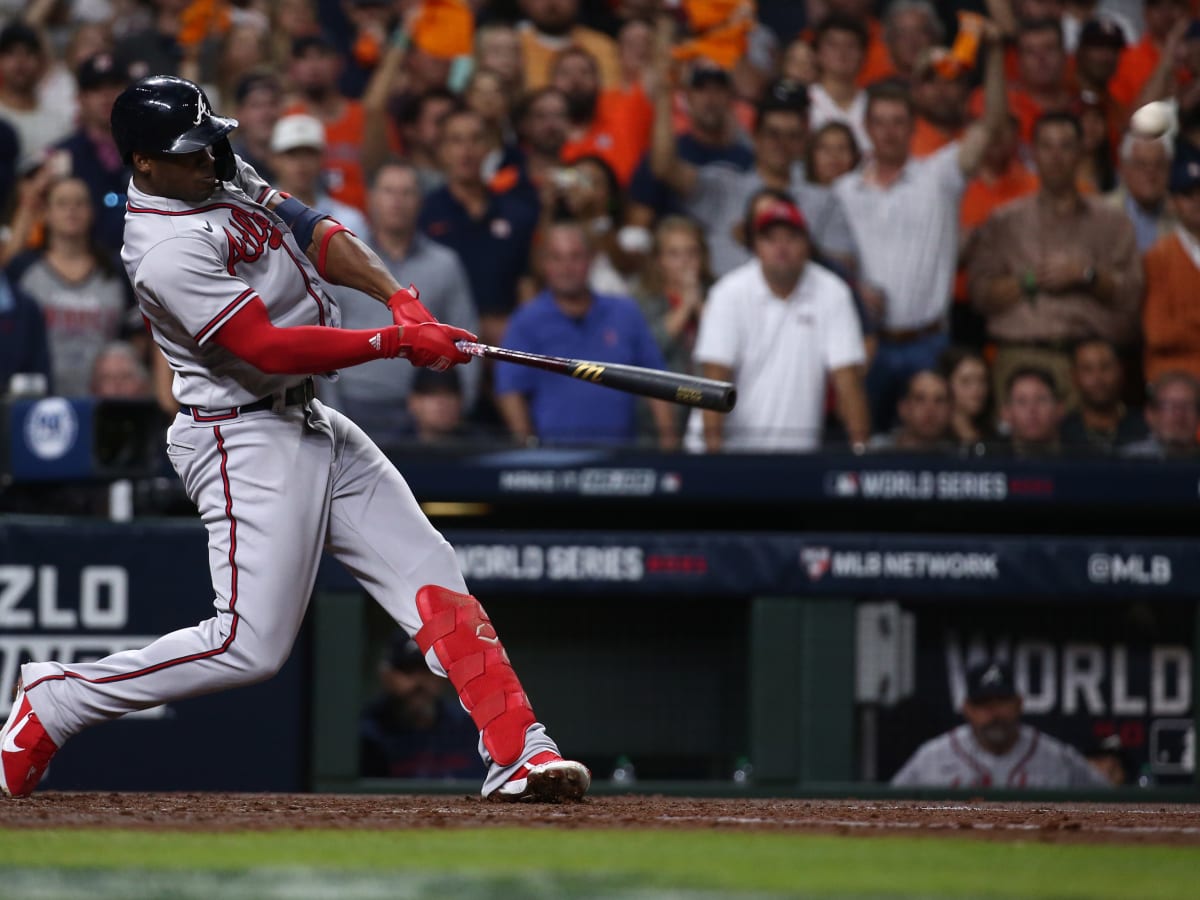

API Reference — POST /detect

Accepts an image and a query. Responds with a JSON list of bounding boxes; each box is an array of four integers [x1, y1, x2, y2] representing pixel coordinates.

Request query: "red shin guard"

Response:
[[414, 586, 535, 766]]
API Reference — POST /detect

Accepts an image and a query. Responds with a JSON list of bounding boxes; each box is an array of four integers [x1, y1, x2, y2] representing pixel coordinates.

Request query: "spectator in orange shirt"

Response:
[[882, 0, 945, 85], [1109, 0, 1190, 109], [972, 19, 1075, 147], [910, 47, 971, 158], [1142, 144, 1200, 384], [285, 35, 367, 212], [519, 0, 621, 90], [824, 0, 895, 86], [552, 46, 653, 186]]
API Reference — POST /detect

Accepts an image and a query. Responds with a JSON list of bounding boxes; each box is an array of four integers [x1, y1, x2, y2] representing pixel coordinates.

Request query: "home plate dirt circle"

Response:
[[2, 795, 1199, 845]]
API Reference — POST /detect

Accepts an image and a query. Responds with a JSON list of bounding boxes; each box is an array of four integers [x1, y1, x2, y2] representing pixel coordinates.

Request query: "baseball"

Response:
[[1130, 101, 1174, 139]]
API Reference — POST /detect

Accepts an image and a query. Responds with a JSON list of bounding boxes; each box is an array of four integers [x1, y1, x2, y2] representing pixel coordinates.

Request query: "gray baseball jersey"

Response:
[[891, 724, 1111, 789], [120, 178, 340, 409]]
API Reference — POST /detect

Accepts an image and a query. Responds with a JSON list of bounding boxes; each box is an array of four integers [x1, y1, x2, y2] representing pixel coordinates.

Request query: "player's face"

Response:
[[963, 696, 1022, 754], [135, 147, 219, 203]]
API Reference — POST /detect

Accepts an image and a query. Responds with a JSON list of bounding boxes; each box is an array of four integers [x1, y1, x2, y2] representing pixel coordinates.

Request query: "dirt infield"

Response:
[[2, 794, 1199, 845]]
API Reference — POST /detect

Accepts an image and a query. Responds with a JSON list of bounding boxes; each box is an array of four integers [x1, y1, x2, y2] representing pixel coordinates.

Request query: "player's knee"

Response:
[[226, 642, 290, 685]]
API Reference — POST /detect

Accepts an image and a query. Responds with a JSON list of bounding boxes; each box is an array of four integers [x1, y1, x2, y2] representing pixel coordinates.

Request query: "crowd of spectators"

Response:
[[4, 0, 1200, 459]]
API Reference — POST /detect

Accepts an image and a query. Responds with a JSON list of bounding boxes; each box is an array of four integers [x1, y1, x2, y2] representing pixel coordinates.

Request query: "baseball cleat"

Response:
[[488, 751, 591, 803], [0, 682, 58, 798]]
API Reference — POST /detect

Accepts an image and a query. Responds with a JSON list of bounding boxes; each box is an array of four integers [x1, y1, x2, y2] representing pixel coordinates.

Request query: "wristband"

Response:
[[317, 223, 351, 278], [275, 196, 329, 251], [1021, 269, 1038, 298]]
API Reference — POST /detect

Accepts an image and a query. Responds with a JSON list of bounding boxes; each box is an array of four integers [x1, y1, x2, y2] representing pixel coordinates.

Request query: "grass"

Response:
[[0, 828, 1197, 899]]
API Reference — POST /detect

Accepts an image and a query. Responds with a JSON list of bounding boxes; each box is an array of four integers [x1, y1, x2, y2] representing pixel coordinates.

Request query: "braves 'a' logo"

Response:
[[193, 89, 211, 126], [224, 207, 284, 274]]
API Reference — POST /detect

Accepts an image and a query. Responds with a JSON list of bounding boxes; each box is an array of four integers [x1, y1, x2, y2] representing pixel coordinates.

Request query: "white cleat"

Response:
[[488, 751, 591, 803]]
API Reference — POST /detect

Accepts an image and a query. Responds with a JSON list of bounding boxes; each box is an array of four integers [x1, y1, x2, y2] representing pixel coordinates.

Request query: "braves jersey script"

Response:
[[121, 177, 341, 409], [891, 724, 1110, 789]]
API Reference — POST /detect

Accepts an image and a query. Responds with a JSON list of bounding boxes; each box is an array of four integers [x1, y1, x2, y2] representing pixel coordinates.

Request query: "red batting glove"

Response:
[[387, 283, 438, 327], [401, 322, 477, 371]]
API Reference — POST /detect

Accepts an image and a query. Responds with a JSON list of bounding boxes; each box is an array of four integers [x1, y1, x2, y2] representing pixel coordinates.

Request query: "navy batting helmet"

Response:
[[111, 75, 239, 179]]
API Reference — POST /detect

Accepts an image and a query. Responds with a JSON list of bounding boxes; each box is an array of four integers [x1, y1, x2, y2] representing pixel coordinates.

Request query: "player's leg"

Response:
[[316, 401, 589, 801], [7, 411, 332, 794]]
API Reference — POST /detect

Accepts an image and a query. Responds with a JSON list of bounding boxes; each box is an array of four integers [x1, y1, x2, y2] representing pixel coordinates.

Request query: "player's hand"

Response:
[[400, 322, 476, 371], [387, 283, 440, 327], [231, 155, 278, 206]]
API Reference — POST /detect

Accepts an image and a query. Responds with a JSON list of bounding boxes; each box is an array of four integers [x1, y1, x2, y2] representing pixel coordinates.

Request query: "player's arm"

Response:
[[235, 158, 440, 327], [211, 297, 472, 373]]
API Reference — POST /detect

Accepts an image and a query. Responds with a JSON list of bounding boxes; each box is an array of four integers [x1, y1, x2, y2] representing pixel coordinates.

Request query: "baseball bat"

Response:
[[456, 341, 737, 413]]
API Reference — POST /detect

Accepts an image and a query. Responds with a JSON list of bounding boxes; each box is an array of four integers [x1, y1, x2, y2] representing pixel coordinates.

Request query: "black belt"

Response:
[[179, 378, 314, 421]]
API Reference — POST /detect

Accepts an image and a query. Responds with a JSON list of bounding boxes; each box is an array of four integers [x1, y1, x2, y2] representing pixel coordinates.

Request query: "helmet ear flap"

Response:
[[212, 137, 235, 181]]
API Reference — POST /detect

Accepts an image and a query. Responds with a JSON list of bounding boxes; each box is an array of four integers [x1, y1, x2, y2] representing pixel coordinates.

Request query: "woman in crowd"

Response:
[[553, 154, 642, 296], [12, 176, 131, 397], [634, 215, 712, 375], [805, 121, 862, 185], [939, 346, 995, 451]]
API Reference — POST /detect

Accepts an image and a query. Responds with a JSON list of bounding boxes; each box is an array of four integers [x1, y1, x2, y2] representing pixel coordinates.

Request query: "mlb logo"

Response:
[[825, 471, 859, 497], [801, 547, 832, 581]]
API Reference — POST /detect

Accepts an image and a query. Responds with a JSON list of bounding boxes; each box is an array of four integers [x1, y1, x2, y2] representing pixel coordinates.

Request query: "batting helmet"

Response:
[[111, 75, 239, 179]]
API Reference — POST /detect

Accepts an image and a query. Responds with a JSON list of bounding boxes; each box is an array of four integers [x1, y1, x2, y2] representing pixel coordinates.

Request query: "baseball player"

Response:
[[0, 76, 590, 803], [890, 660, 1110, 789]]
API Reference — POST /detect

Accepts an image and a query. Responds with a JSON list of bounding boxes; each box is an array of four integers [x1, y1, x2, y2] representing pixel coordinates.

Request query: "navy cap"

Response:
[[759, 78, 810, 115], [965, 660, 1018, 703], [0, 21, 41, 55], [76, 53, 128, 91], [411, 367, 462, 395], [1079, 18, 1127, 49], [1170, 142, 1200, 193], [386, 629, 426, 671], [689, 62, 731, 89]]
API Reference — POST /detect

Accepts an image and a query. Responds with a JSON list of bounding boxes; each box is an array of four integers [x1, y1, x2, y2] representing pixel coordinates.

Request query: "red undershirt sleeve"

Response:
[[212, 296, 401, 374]]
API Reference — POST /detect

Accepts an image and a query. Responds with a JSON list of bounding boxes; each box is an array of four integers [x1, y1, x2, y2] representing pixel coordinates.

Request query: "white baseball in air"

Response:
[[1130, 101, 1174, 139]]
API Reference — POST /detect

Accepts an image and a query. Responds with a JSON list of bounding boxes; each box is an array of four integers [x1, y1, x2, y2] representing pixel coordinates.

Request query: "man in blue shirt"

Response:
[[418, 107, 539, 347], [495, 222, 679, 448]]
